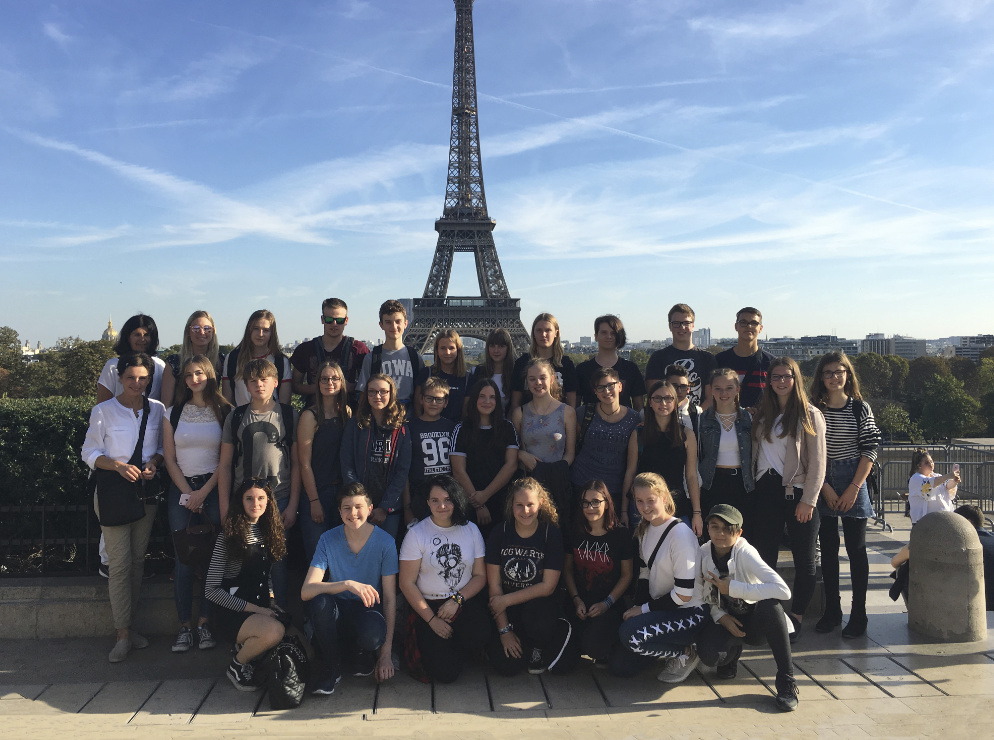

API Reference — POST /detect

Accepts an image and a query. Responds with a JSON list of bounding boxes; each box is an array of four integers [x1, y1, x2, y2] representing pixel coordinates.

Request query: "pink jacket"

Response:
[[752, 406, 827, 508]]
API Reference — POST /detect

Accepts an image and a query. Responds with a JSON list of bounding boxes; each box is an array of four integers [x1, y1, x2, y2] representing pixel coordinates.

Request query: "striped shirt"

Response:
[[204, 524, 271, 613], [821, 397, 881, 462]]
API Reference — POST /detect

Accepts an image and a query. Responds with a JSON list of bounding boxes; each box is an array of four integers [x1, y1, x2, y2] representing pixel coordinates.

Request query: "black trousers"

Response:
[[696, 599, 793, 677], [751, 471, 820, 616], [414, 594, 491, 684], [486, 595, 576, 676]]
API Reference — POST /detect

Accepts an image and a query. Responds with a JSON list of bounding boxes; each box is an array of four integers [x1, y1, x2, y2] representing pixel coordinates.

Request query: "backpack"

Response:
[[264, 634, 309, 709], [229, 402, 296, 469], [574, 403, 597, 454], [312, 335, 356, 383]]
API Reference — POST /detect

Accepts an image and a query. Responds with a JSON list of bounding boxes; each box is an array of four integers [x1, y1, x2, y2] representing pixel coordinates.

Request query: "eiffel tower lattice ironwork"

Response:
[[406, 0, 530, 354]]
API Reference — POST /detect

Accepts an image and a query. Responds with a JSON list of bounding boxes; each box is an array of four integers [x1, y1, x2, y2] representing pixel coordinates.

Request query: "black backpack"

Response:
[[312, 335, 356, 383], [370, 343, 425, 384], [229, 402, 296, 469], [575, 403, 597, 454], [264, 634, 309, 709]]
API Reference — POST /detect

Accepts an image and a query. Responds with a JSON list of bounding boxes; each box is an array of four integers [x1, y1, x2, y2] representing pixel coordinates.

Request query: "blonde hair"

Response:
[[632, 472, 676, 541], [504, 477, 559, 526], [179, 310, 220, 373], [530, 313, 564, 365], [525, 357, 562, 402]]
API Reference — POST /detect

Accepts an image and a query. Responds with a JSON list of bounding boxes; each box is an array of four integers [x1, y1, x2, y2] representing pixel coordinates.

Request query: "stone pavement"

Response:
[[3, 515, 994, 739]]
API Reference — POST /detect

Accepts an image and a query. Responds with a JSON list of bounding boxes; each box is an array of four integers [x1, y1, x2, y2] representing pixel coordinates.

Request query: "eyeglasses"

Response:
[[581, 499, 606, 509], [323, 316, 347, 325], [770, 373, 794, 383], [669, 321, 693, 329], [671, 383, 690, 391], [594, 381, 619, 394], [319, 376, 342, 384], [367, 388, 391, 397], [423, 395, 447, 404], [189, 327, 213, 335], [737, 320, 761, 329], [822, 369, 847, 379], [650, 395, 676, 404]]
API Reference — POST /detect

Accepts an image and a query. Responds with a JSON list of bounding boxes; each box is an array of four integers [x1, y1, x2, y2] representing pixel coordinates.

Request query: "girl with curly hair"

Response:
[[204, 480, 287, 691]]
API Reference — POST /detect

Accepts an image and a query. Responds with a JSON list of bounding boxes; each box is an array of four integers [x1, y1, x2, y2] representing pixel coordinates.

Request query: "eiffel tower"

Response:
[[406, 0, 530, 354]]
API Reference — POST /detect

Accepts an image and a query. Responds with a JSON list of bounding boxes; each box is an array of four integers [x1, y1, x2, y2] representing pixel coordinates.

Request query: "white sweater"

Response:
[[696, 538, 790, 624]]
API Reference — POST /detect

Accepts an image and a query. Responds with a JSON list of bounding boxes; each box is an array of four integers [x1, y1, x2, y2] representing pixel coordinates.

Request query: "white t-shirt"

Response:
[[98, 356, 168, 403], [81, 396, 165, 469], [757, 416, 787, 478], [166, 404, 223, 477], [398, 517, 486, 600], [909, 473, 955, 524], [223, 353, 292, 407]]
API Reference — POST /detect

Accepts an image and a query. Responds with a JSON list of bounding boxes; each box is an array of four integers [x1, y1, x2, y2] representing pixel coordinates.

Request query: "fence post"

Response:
[[908, 511, 986, 642]]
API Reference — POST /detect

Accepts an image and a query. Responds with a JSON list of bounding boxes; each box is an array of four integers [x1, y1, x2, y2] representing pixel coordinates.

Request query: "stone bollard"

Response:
[[908, 511, 986, 642]]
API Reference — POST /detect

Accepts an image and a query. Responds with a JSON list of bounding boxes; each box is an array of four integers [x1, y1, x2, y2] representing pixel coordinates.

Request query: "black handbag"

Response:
[[93, 397, 152, 527], [171, 511, 216, 575]]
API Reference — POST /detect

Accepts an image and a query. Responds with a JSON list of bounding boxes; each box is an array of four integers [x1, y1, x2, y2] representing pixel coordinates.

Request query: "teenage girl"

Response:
[[430, 329, 472, 422], [223, 309, 292, 407], [469, 328, 516, 414], [162, 311, 222, 406], [298, 361, 351, 558], [908, 448, 960, 524], [810, 352, 881, 638], [509, 313, 578, 413]]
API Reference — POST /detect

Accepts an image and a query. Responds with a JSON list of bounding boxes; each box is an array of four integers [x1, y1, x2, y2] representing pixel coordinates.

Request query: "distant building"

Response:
[[579, 336, 591, 345], [761, 336, 858, 362], [21, 340, 44, 358], [859, 333, 926, 360], [693, 328, 711, 348], [101, 316, 118, 343], [953, 335, 994, 363]]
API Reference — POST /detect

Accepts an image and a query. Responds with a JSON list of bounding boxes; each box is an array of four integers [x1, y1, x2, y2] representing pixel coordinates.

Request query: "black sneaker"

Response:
[[716, 660, 738, 680], [98, 563, 109, 579], [527, 647, 547, 675], [775, 672, 799, 711], [171, 626, 193, 653], [311, 674, 342, 696], [353, 650, 375, 677], [227, 657, 259, 692]]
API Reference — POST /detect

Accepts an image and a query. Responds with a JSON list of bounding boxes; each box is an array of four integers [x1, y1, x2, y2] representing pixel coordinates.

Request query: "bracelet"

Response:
[[693, 510, 701, 515], [427, 614, 436, 624], [498, 623, 514, 635], [309, 498, 319, 503], [849, 483, 860, 490], [450, 592, 465, 606], [603, 595, 615, 608]]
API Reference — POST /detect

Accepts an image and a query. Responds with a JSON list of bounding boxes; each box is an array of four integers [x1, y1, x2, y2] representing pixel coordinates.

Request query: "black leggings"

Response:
[[751, 473, 820, 616], [486, 595, 576, 676], [819, 515, 869, 616], [414, 594, 491, 684], [696, 599, 792, 677]]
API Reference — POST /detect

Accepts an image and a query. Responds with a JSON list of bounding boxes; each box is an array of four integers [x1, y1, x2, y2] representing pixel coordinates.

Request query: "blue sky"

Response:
[[2, 0, 993, 349]]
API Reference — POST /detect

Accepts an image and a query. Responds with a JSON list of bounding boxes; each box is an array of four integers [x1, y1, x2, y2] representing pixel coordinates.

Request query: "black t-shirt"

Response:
[[510, 353, 579, 405], [576, 357, 646, 408], [486, 521, 564, 592], [289, 337, 369, 396], [644, 346, 717, 408], [407, 416, 455, 520], [567, 527, 634, 603], [365, 422, 395, 506], [452, 420, 518, 493], [432, 371, 471, 423], [637, 432, 687, 495], [714, 348, 775, 409]]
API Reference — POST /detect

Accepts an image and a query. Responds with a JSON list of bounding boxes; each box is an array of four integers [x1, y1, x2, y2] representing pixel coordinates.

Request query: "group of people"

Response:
[[81, 299, 893, 713]]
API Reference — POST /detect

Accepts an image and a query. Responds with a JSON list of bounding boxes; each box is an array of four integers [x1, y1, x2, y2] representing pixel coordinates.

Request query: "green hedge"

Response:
[[0, 396, 94, 505]]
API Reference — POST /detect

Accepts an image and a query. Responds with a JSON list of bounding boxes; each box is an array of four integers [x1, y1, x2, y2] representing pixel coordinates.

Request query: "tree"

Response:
[[0, 326, 23, 375], [978, 358, 994, 398], [919, 375, 982, 442], [852, 352, 890, 400], [947, 356, 980, 397], [627, 348, 649, 375], [55, 338, 117, 397], [981, 392, 994, 436], [905, 356, 951, 420], [980, 346, 994, 362], [883, 354, 909, 400], [876, 403, 922, 443]]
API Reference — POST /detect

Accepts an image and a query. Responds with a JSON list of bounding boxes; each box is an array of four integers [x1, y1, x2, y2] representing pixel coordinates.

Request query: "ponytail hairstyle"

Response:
[[909, 447, 933, 481], [709, 368, 742, 419], [525, 357, 562, 402], [178, 310, 220, 373], [755, 356, 814, 442], [631, 472, 676, 542]]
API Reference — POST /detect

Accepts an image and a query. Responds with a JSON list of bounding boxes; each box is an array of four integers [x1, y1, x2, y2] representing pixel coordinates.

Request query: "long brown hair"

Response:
[[177, 355, 231, 426], [356, 373, 405, 429], [573, 479, 618, 535], [643, 379, 685, 448], [224, 479, 286, 562], [310, 360, 351, 425], [235, 309, 281, 381], [431, 329, 467, 378], [755, 356, 814, 441], [480, 328, 516, 379], [504, 477, 559, 526], [810, 351, 863, 407], [463, 378, 512, 448]]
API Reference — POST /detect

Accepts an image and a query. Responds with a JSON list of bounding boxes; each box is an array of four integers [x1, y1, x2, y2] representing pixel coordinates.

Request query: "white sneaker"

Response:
[[108, 638, 130, 663], [657, 645, 700, 683]]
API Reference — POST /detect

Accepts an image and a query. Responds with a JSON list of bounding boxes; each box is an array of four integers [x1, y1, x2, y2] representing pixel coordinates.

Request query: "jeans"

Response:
[[271, 496, 291, 608], [609, 605, 709, 677], [752, 472, 820, 616], [696, 599, 792, 676], [307, 592, 386, 679], [167, 480, 221, 622], [298, 484, 339, 563]]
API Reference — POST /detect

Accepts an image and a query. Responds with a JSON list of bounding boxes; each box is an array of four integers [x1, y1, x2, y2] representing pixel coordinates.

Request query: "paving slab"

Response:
[[842, 655, 942, 698], [78, 679, 159, 717], [793, 657, 889, 700], [33, 682, 104, 713], [130, 677, 214, 725], [745, 656, 835, 702], [594, 666, 718, 709], [539, 668, 607, 710], [189, 679, 264, 724], [372, 671, 431, 717], [486, 672, 548, 711], [0, 684, 47, 700], [889, 653, 994, 696], [432, 665, 491, 713]]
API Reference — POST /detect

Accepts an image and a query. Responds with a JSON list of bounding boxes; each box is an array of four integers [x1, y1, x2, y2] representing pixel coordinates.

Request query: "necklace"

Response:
[[716, 411, 736, 432]]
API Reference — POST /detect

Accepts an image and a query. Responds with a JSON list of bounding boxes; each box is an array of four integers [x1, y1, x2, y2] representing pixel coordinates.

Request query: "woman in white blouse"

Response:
[[162, 355, 233, 653], [81, 353, 165, 663]]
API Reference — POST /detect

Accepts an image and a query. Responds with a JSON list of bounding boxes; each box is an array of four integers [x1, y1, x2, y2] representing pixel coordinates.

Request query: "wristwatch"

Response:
[[498, 623, 514, 635]]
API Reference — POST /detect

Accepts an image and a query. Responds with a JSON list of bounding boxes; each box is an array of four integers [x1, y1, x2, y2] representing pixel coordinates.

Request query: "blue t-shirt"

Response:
[[310, 525, 399, 600]]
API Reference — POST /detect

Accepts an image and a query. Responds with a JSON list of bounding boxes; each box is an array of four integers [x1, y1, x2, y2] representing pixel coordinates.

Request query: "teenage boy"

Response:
[[217, 359, 300, 608], [715, 307, 774, 411], [645, 304, 716, 410], [575, 314, 645, 410], [403, 377, 455, 525], [356, 300, 427, 414], [665, 364, 702, 436], [291, 298, 369, 405]]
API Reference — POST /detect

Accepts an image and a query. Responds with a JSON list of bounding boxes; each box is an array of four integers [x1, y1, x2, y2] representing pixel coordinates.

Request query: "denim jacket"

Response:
[[697, 407, 754, 492]]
